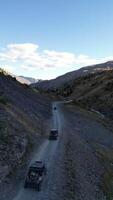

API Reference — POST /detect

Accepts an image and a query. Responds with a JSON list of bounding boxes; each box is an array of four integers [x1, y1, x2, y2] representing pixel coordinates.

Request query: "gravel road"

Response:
[[3, 101, 113, 200]]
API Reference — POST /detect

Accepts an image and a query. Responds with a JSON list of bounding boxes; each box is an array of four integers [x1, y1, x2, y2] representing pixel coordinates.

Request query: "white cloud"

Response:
[[74, 55, 98, 65], [44, 50, 76, 67], [1, 43, 39, 62], [100, 56, 113, 63], [0, 42, 113, 78]]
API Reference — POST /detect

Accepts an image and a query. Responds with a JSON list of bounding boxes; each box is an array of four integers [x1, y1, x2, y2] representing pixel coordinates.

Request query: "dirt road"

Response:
[[3, 102, 113, 200]]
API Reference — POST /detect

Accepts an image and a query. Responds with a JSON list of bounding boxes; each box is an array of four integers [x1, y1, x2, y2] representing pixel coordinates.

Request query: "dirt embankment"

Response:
[[64, 105, 113, 200], [0, 70, 52, 183]]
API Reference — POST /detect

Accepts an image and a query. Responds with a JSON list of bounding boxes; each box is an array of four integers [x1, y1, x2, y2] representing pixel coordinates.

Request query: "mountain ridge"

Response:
[[31, 61, 113, 90]]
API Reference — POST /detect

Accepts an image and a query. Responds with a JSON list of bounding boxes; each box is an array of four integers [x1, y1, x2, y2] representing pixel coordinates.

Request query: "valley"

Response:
[[1, 62, 113, 200]]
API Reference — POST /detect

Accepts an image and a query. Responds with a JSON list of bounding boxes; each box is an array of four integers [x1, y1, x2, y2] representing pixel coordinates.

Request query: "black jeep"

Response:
[[49, 129, 58, 140], [24, 161, 46, 190]]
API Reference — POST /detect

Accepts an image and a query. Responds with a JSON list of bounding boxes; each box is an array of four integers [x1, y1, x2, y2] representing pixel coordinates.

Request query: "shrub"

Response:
[[0, 96, 8, 105], [104, 82, 113, 91], [0, 121, 11, 144]]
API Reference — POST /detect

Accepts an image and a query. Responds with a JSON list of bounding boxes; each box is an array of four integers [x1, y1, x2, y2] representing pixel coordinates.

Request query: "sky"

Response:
[[0, 0, 113, 79]]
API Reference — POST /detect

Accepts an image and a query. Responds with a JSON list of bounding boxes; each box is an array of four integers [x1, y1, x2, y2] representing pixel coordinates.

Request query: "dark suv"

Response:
[[24, 161, 46, 190], [49, 129, 58, 140]]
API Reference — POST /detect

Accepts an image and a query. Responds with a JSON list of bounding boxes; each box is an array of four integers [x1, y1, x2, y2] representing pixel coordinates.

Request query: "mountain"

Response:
[[31, 61, 113, 90], [0, 68, 51, 182], [31, 61, 113, 120], [42, 66, 113, 120], [13, 75, 42, 85], [16, 76, 38, 84]]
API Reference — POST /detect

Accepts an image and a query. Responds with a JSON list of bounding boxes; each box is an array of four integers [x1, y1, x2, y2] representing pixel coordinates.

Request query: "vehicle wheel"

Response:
[[37, 184, 41, 191], [44, 169, 47, 175], [24, 182, 28, 189]]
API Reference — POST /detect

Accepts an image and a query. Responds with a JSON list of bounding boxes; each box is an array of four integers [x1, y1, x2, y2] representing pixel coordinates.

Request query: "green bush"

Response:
[[0, 121, 5, 129], [0, 123, 11, 144], [0, 96, 8, 105]]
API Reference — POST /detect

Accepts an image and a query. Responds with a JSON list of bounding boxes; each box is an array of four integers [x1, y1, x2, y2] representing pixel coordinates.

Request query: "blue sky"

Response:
[[0, 0, 113, 79]]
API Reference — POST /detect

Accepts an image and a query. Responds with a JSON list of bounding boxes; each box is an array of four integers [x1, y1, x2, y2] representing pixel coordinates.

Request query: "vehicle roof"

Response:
[[30, 161, 44, 169], [51, 129, 58, 131]]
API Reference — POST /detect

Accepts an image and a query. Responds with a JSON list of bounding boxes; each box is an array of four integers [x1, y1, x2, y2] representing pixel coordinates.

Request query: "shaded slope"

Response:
[[0, 69, 51, 182]]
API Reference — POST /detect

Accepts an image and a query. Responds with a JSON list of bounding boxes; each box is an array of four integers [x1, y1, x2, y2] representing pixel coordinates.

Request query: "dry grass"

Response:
[[67, 103, 113, 133], [94, 144, 113, 200], [66, 103, 113, 199], [5, 103, 41, 134]]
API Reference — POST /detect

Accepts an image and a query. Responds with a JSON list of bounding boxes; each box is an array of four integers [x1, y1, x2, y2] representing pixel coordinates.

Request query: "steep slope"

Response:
[[32, 61, 113, 90], [0, 69, 51, 182]]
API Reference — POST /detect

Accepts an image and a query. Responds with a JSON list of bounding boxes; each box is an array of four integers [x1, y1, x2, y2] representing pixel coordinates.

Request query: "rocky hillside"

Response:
[[47, 68, 113, 120], [0, 69, 51, 182], [32, 61, 113, 90]]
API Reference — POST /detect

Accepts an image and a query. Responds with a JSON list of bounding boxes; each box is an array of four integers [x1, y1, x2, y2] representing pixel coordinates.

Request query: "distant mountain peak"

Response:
[[16, 76, 38, 85]]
